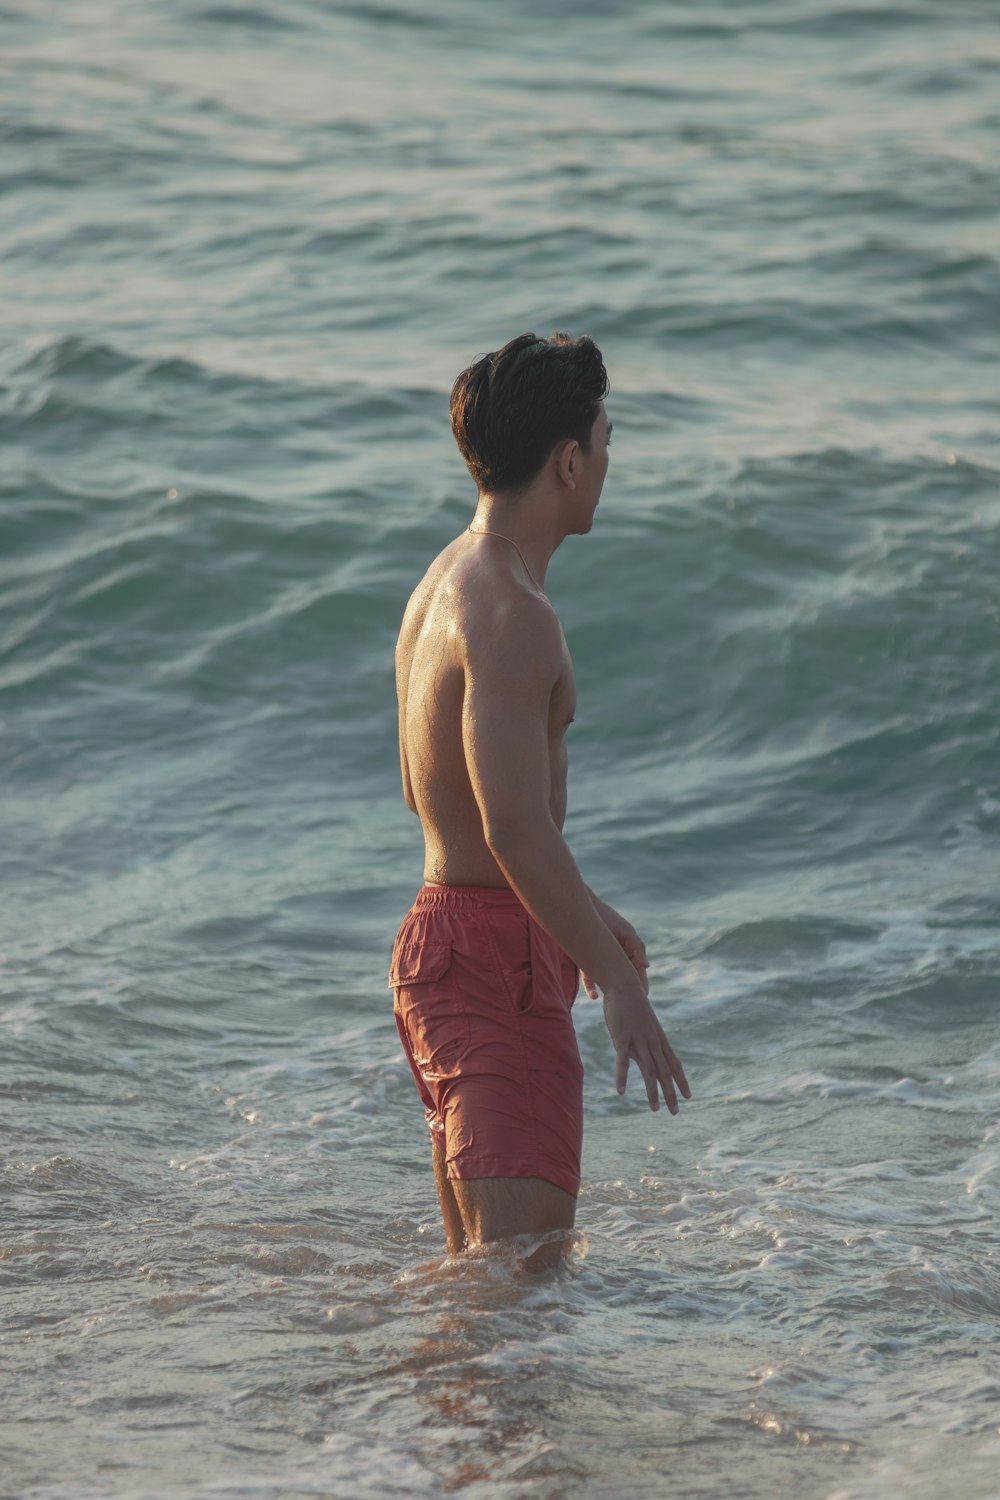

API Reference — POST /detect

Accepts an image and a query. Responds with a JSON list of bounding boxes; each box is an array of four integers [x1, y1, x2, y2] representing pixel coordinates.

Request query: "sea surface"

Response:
[[2, 1, 999, 1497]]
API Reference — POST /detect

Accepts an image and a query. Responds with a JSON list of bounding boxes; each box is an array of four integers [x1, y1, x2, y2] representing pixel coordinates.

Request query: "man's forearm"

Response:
[[486, 819, 638, 994]]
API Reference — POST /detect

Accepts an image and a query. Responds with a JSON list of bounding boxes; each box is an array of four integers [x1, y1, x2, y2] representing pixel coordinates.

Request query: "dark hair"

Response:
[[449, 331, 609, 494]]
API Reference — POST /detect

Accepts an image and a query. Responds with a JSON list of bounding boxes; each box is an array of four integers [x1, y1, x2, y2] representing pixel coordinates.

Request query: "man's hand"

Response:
[[581, 895, 649, 1000], [602, 975, 691, 1114], [581, 895, 689, 1113]]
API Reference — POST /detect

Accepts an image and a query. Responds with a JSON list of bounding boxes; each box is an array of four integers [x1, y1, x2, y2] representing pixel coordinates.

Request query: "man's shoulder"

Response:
[[404, 539, 563, 665], [463, 585, 563, 678]]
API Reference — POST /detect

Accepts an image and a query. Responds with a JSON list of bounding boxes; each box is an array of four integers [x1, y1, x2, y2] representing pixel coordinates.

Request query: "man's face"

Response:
[[575, 404, 612, 532]]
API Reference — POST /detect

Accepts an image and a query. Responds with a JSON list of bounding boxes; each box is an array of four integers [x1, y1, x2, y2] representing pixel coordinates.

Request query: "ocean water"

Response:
[[2, 1, 999, 1496]]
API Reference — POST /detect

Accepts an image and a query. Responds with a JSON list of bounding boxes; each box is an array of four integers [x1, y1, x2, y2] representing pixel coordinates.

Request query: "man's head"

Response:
[[450, 332, 610, 496]]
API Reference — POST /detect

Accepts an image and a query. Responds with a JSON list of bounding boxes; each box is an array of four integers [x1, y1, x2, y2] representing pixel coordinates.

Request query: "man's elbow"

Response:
[[484, 811, 546, 857]]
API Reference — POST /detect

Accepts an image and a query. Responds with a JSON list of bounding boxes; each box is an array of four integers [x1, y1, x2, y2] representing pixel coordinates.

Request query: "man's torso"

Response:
[[396, 535, 575, 887]]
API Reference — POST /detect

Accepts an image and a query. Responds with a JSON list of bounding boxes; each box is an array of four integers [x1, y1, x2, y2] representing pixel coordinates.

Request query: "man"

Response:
[[390, 331, 690, 1268]]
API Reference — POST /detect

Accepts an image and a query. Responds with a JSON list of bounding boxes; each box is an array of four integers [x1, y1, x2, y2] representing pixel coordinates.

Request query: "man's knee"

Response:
[[452, 1174, 576, 1249]]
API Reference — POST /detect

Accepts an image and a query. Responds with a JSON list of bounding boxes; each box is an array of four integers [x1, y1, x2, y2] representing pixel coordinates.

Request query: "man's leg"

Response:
[[432, 1146, 576, 1267], [432, 1137, 467, 1255], [452, 1176, 576, 1271]]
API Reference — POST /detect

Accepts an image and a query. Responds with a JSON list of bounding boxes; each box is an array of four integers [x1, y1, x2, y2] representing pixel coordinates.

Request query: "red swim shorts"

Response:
[[388, 884, 583, 1199]]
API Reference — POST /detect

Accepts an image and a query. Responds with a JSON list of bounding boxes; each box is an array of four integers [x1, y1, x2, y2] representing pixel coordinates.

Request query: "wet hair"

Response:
[[449, 331, 609, 494]]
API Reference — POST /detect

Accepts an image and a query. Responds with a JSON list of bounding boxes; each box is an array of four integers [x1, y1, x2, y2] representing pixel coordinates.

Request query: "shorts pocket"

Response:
[[390, 939, 468, 1078], [389, 940, 452, 989]]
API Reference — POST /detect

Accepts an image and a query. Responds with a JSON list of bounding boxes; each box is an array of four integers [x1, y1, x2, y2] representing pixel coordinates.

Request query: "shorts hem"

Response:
[[446, 1154, 580, 1200]]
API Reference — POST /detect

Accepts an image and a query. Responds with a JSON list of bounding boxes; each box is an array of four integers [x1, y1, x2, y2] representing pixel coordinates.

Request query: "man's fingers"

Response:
[[624, 939, 650, 996], [656, 1059, 679, 1115], [624, 936, 648, 968], [661, 1039, 691, 1100], [610, 1008, 690, 1113], [621, 1042, 688, 1114], [581, 970, 600, 1000], [635, 1048, 662, 1111]]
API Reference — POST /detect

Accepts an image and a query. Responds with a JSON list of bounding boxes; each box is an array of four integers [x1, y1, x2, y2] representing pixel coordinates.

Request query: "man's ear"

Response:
[[556, 438, 579, 489]]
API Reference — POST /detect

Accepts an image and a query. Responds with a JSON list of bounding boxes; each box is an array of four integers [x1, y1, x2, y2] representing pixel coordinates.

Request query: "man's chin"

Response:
[[566, 507, 597, 537]]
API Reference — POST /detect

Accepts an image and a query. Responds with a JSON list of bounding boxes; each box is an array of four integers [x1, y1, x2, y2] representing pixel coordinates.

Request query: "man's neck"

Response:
[[469, 490, 564, 591]]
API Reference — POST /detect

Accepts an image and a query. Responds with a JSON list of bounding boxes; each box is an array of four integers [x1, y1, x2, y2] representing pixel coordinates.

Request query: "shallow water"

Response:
[[2, 1, 999, 1496]]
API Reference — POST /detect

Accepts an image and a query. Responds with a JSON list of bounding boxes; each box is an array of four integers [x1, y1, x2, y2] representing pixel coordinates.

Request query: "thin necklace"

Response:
[[467, 525, 543, 592]]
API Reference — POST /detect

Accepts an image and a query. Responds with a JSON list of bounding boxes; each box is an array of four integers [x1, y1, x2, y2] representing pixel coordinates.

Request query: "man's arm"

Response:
[[462, 599, 689, 1114], [583, 887, 649, 1000]]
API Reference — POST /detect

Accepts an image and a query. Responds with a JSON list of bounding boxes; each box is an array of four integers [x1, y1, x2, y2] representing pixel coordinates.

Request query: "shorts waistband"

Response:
[[413, 882, 524, 909]]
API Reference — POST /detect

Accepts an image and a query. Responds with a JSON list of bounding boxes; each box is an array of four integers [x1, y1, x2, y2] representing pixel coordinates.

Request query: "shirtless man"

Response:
[[390, 332, 690, 1267]]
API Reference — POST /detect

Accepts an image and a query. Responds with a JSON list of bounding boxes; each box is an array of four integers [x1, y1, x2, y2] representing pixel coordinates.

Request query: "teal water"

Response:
[[2, 2, 999, 1497]]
